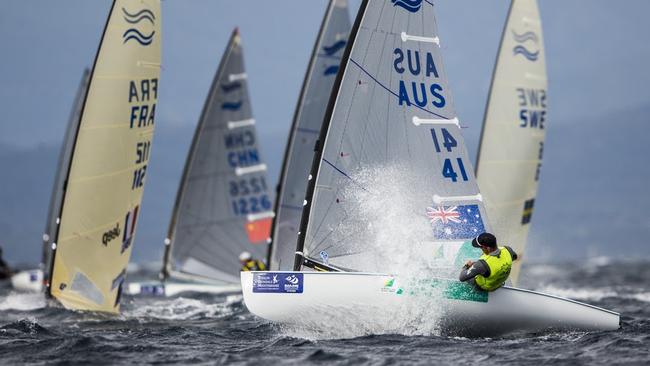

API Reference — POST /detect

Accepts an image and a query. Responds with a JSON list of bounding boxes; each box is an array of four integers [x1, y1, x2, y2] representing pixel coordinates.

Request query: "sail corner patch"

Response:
[[253, 273, 303, 294]]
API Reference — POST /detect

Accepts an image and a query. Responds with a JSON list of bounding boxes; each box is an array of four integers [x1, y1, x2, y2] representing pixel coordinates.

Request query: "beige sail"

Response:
[[475, 0, 547, 285], [48, 0, 161, 312]]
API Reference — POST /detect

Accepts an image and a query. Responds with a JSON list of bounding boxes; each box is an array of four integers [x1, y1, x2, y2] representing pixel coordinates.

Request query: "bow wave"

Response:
[[122, 8, 155, 24], [122, 29, 155, 46], [513, 45, 539, 61], [512, 30, 538, 44], [391, 0, 422, 13]]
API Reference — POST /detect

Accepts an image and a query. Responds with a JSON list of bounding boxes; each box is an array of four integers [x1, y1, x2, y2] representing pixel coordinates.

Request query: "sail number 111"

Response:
[[430, 127, 469, 183]]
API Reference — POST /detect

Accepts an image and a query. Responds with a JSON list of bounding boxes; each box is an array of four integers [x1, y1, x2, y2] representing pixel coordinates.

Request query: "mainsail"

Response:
[[475, 0, 547, 284], [161, 29, 272, 284], [41, 68, 89, 284], [47, 0, 161, 312], [268, 0, 351, 270], [294, 0, 491, 276]]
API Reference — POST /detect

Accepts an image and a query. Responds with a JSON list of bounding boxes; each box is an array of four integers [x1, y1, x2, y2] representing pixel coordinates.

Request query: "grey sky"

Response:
[[1, 1, 649, 264]]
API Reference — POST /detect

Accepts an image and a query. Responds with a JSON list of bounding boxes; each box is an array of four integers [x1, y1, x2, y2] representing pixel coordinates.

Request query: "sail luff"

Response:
[[161, 29, 240, 281], [41, 68, 89, 284], [269, 0, 351, 270], [293, 0, 369, 271]]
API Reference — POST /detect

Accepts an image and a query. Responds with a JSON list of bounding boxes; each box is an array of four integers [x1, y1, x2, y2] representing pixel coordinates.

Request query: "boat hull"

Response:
[[126, 281, 241, 297], [10, 269, 43, 292], [241, 271, 620, 337]]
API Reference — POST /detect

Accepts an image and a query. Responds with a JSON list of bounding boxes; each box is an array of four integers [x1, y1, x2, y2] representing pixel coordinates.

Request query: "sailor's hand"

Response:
[[464, 260, 474, 268]]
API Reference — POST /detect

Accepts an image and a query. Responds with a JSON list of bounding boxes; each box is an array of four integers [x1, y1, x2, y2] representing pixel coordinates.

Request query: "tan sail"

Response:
[[48, 0, 161, 312], [476, 0, 547, 284]]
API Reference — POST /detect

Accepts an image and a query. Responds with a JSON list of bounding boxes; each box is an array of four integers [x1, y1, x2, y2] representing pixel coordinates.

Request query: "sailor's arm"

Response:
[[504, 246, 518, 260], [459, 259, 489, 282]]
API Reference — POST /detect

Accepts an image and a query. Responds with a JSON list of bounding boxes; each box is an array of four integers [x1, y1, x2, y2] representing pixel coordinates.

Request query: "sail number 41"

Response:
[[430, 127, 468, 182]]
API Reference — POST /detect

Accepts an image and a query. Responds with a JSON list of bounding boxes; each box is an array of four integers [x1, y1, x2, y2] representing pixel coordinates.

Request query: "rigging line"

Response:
[[322, 158, 370, 192], [348, 58, 450, 120]]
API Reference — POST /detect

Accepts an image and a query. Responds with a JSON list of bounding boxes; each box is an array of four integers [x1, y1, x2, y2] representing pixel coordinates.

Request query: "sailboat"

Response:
[[241, 0, 619, 336], [10, 69, 90, 293], [43, 0, 161, 313], [475, 0, 547, 285], [268, 0, 351, 271], [128, 29, 273, 297]]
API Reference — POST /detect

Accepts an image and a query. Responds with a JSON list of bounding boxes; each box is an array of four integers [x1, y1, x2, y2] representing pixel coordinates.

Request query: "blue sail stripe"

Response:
[[324, 65, 339, 76], [322, 40, 347, 56], [348, 58, 449, 119], [123, 14, 155, 24], [122, 29, 155, 45], [221, 101, 243, 111], [221, 81, 242, 93]]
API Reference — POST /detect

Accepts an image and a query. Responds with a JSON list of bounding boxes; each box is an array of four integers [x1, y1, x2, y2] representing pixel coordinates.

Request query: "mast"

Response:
[[294, 0, 492, 276], [161, 29, 272, 284], [268, 0, 351, 270], [47, 0, 161, 312], [41, 68, 89, 285], [475, 0, 547, 284]]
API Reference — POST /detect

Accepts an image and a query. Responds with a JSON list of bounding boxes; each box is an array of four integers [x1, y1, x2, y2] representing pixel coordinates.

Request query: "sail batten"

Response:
[[475, 0, 547, 285], [47, 0, 161, 313], [161, 29, 272, 283], [268, 0, 352, 270]]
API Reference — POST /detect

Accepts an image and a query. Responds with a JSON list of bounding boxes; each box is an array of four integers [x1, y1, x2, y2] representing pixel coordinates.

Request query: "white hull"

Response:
[[10, 269, 44, 292], [126, 281, 241, 297], [241, 271, 620, 337]]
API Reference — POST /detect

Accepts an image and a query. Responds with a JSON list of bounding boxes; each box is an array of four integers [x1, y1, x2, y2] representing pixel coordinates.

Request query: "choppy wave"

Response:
[[124, 295, 242, 321], [0, 291, 46, 311]]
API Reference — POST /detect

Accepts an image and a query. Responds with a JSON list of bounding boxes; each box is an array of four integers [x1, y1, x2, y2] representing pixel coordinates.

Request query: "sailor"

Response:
[[458, 232, 518, 291], [0, 246, 13, 280], [239, 251, 266, 271]]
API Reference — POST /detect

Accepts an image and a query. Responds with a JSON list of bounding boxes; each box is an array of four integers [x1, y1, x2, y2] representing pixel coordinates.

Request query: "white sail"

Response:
[[295, 0, 491, 276], [475, 0, 547, 284], [268, 0, 351, 271], [161, 29, 272, 285], [48, 0, 161, 313]]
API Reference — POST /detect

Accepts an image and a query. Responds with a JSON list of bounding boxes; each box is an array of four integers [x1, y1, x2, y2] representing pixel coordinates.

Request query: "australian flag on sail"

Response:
[[426, 204, 485, 240]]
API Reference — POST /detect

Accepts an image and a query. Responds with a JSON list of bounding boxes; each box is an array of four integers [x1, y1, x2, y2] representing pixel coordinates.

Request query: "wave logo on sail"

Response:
[[122, 8, 156, 46], [391, 0, 422, 13], [512, 30, 539, 62]]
